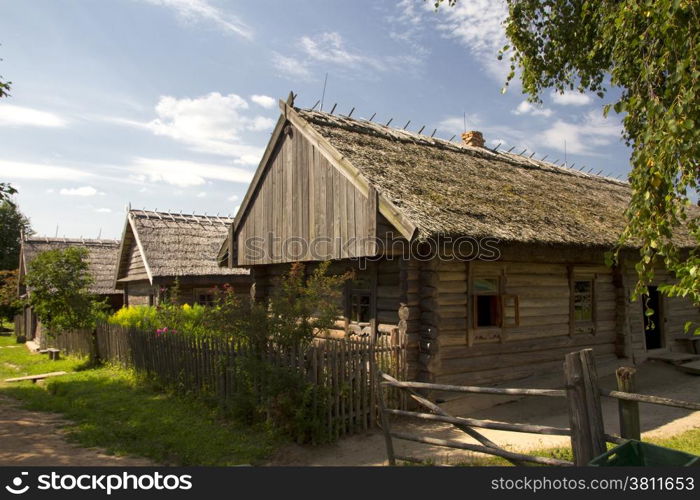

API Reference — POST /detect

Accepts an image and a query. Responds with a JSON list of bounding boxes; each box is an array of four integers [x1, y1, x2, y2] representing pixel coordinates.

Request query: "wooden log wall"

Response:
[[123, 281, 155, 307], [429, 259, 619, 388]]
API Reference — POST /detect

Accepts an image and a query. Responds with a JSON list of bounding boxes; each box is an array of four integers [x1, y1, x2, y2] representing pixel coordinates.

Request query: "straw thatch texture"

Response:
[[298, 110, 696, 248], [21, 238, 121, 295], [127, 210, 248, 278]]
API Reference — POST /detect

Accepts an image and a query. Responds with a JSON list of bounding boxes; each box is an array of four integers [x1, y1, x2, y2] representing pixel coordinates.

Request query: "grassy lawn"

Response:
[[0, 335, 278, 465]]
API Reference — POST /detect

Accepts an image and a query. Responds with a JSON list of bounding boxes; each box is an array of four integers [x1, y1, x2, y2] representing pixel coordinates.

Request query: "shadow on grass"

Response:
[[0, 368, 277, 466]]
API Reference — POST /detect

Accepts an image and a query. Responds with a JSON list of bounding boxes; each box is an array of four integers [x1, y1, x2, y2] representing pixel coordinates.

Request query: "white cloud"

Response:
[[250, 95, 276, 109], [227, 194, 240, 202], [0, 161, 90, 181], [300, 32, 367, 67], [0, 104, 67, 127], [433, 0, 510, 81], [141, 0, 252, 39], [537, 110, 622, 155], [96, 208, 112, 213], [60, 186, 99, 197], [247, 115, 276, 131], [276, 31, 425, 81], [196, 191, 207, 198], [437, 114, 481, 135], [272, 52, 312, 80], [551, 90, 593, 106], [117, 92, 269, 163], [301, 32, 422, 74], [129, 157, 254, 187], [513, 100, 553, 117]]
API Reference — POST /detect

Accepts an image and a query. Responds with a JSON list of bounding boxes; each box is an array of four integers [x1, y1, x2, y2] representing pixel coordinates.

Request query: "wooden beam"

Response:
[[381, 379, 566, 397], [385, 409, 571, 436], [564, 349, 606, 465], [615, 366, 641, 441], [127, 214, 154, 286], [380, 372, 524, 465], [391, 432, 573, 466], [601, 388, 700, 411]]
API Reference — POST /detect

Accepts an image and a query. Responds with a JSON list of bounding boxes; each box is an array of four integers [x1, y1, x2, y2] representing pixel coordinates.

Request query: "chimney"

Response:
[[461, 130, 485, 148]]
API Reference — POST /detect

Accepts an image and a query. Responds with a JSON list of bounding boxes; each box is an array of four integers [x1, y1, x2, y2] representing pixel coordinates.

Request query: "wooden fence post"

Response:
[[615, 366, 641, 441], [376, 371, 396, 466], [564, 349, 606, 465]]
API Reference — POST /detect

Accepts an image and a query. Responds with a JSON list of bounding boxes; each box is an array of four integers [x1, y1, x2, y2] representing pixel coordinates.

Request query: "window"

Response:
[[472, 278, 501, 328], [193, 288, 215, 306], [573, 279, 594, 322], [471, 277, 519, 330], [349, 290, 371, 324]]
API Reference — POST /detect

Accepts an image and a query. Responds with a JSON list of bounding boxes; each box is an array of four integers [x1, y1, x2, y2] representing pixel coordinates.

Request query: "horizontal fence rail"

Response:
[[601, 389, 700, 411]]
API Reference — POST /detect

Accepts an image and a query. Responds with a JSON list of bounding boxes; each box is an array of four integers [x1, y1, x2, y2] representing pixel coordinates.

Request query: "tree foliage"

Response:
[[1, 44, 10, 99], [0, 184, 17, 204], [0, 200, 32, 270], [24, 247, 105, 334], [437, 0, 700, 312], [0, 269, 20, 322]]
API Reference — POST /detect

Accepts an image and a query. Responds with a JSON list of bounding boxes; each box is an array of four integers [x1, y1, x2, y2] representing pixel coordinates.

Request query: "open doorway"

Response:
[[643, 285, 664, 350]]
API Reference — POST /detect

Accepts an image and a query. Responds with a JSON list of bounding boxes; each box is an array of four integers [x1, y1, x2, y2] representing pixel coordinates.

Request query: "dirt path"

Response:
[[0, 396, 154, 466], [269, 361, 700, 466]]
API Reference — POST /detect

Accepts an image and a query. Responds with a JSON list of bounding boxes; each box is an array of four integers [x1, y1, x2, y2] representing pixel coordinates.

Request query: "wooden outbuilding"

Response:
[[16, 237, 123, 346], [114, 209, 251, 306], [220, 94, 700, 388]]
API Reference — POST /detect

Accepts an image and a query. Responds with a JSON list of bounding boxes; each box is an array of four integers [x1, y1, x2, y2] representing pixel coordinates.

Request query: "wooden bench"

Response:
[[38, 348, 61, 360], [4, 371, 67, 384], [674, 336, 700, 355]]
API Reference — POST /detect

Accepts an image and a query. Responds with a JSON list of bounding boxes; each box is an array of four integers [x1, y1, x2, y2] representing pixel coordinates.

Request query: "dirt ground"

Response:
[[0, 395, 154, 466], [0, 361, 696, 467], [269, 361, 700, 466]]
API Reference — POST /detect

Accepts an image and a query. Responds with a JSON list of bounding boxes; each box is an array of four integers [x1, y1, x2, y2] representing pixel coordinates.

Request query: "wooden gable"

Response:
[[115, 219, 151, 284], [235, 121, 378, 266]]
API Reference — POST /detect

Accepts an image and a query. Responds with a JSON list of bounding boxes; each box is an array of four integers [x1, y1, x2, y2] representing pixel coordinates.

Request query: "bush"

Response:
[[209, 262, 347, 443], [109, 305, 158, 330]]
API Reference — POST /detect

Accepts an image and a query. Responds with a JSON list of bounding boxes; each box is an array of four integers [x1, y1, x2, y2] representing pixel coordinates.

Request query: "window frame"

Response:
[[347, 288, 372, 326], [570, 274, 596, 334], [193, 287, 216, 306], [470, 275, 520, 330]]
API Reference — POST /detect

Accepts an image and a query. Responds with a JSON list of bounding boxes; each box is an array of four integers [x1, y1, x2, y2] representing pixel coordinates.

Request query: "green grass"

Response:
[[652, 428, 700, 456], [459, 432, 700, 466], [0, 335, 278, 465]]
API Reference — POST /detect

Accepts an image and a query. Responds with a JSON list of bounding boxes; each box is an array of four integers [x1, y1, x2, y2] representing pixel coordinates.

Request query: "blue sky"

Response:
[[0, 0, 630, 239]]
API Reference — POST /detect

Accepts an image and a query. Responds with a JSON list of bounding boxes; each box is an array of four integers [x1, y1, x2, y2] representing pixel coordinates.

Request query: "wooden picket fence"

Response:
[[53, 322, 407, 441]]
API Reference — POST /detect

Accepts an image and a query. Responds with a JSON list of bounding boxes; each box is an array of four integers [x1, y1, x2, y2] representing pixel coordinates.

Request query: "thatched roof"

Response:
[[20, 237, 121, 295], [296, 109, 697, 248], [116, 210, 249, 283]]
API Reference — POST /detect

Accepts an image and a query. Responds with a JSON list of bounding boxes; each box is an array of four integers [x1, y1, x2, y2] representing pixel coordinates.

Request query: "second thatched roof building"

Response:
[[114, 209, 251, 306]]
